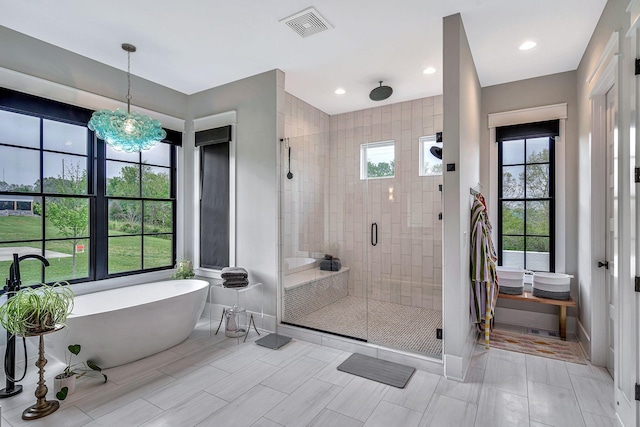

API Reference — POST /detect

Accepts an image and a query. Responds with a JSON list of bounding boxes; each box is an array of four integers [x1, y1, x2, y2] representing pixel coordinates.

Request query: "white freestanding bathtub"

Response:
[[46, 279, 209, 369]]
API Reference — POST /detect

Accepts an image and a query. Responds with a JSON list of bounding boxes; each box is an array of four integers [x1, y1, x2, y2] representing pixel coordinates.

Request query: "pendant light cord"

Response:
[[126, 50, 132, 114]]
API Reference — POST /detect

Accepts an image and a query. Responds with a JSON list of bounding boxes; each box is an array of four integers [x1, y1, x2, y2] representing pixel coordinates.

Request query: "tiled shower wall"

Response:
[[283, 93, 443, 311], [329, 97, 443, 310], [282, 93, 330, 258]]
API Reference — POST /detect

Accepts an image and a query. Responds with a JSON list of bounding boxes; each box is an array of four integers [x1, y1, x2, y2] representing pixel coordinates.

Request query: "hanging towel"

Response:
[[469, 194, 499, 349]]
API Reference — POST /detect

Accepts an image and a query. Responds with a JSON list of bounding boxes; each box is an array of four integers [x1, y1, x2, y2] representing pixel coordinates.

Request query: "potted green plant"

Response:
[[54, 344, 107, 400], [172, 259, 195, 280], [0, 282, 74, 336]]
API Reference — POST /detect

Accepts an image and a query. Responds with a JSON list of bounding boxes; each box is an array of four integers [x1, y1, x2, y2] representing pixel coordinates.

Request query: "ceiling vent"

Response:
[[280, 7, 333, 38]]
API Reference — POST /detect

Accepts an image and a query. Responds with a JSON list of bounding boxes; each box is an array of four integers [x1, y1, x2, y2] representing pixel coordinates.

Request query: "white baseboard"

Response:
[[576, 319, 592, 362], [444, 326, 476, 382], [444, 354, 465, 382], [495, 306, 576, 334]]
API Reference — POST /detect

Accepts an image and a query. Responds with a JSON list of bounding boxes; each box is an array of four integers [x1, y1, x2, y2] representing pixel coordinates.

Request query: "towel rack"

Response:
[[470, 182, 484, 196]]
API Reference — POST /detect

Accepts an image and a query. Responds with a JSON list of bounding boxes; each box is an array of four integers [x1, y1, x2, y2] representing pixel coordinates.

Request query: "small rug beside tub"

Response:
[[483, 329, 587, 365]]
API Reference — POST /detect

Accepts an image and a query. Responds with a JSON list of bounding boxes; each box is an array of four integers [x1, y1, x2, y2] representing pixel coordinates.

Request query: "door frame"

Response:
[[587, 31, 617, 366], [605, 86, 616, 376], [588, 25, 638, 425], [625, 5, 640, 424]]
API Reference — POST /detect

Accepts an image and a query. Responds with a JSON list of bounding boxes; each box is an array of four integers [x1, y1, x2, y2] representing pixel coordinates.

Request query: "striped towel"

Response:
[[469, 195, 499, 349]]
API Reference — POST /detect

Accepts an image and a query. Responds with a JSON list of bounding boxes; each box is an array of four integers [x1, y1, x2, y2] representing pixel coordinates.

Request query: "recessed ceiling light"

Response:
[[334, 88, 346, 95], [423, 67, 436, 75], [519, 41, 537, 51]]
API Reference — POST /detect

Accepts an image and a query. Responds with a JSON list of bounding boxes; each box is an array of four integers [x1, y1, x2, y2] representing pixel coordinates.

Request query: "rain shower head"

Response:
[[369, 81, 393, 101]]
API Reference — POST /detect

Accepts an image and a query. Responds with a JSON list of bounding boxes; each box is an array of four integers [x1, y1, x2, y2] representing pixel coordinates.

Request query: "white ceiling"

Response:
[[0, 0, 606, 115]]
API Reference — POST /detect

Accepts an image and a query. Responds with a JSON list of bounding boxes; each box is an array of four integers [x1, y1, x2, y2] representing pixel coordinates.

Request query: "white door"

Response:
[[611, 75, 638, 426], [620, 22, 640, 427], [604, 87, 615, 377]]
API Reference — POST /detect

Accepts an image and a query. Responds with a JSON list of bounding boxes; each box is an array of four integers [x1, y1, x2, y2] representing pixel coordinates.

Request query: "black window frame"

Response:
[[0, 87, 180, 288], [101, 144, 178, 278], [497, 120, 557, 272]]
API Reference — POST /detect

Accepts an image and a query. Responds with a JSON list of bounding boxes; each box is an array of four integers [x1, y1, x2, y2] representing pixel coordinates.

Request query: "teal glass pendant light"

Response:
[[88, 43, 166, 152]]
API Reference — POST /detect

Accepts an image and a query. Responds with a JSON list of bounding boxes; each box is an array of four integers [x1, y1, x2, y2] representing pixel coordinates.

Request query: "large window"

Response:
[[0, 88, 179, 286], [498, 120, 557, 272]]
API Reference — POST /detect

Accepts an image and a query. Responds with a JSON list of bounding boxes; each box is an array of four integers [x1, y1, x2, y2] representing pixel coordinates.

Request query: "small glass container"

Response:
[[225, 304, 247, 338]]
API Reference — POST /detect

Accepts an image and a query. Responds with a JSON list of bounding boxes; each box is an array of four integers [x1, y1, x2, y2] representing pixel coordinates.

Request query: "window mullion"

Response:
[[39, 118, 45, 283], [523, 137, 527, 269], [95, 139, 108, 280], [139, 156, 144, 270]]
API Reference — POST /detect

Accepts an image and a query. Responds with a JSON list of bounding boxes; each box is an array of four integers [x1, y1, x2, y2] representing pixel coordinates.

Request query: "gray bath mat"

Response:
[[255, 333, 292, 349], [337, 353, 415, 388]]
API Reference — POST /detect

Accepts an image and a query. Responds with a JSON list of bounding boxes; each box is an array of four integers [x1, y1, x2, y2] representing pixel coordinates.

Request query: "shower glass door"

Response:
[[361, 127, 443, 358], [280, 132, 368, 340]]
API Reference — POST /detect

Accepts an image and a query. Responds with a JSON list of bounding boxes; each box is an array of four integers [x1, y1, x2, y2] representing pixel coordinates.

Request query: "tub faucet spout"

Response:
[[6, 253, 50, 293]]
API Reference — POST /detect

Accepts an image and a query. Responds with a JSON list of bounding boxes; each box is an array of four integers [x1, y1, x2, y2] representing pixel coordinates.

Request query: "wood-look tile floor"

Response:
[[0, 318, 619, 426]]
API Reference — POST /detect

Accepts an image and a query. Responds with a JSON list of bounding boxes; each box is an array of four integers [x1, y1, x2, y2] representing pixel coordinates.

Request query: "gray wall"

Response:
[[0, 23, 282, 320], [442, 13, 482, 380], [480, 71, 578, 319], [186, 70, 282, 318], [0, 25, 187, 119]]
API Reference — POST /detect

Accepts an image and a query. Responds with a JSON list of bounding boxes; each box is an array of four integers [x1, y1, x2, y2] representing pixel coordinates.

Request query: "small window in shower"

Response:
[[360, 140, 395, 180], [419, 135, 442, 176]]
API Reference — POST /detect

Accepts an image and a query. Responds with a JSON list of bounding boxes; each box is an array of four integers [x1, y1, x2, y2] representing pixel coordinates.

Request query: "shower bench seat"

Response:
[[498, 291, 576, 340]]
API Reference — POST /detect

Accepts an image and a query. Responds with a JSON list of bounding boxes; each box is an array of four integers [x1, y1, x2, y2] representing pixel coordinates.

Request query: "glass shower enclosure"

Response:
[[280, 123, 443, 358]]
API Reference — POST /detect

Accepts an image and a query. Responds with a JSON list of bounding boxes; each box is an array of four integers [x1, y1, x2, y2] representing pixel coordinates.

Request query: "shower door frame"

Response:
[[360, 134, 443, 358]]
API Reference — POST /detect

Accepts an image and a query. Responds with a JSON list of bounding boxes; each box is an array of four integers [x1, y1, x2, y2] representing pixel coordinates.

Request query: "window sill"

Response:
[[195, 268, 222, 280]]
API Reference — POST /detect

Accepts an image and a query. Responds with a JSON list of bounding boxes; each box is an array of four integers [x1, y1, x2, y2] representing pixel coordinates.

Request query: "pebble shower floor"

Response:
[[288, 296, 443, 357]]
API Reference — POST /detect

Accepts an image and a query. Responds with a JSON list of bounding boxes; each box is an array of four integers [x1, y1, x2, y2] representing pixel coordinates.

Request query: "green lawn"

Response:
[[0, 215, 172, 285], [0, 215, 44, 241]]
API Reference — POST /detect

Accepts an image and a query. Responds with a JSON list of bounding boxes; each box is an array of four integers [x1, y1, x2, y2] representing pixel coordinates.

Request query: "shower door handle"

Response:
[[371, 222, 378, 246]]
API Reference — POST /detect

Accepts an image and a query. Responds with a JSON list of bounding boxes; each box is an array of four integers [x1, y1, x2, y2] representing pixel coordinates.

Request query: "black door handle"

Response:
[[371, 222, 378, 246], [374, 223, 378, 246], [597, 261, 609, 269]]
